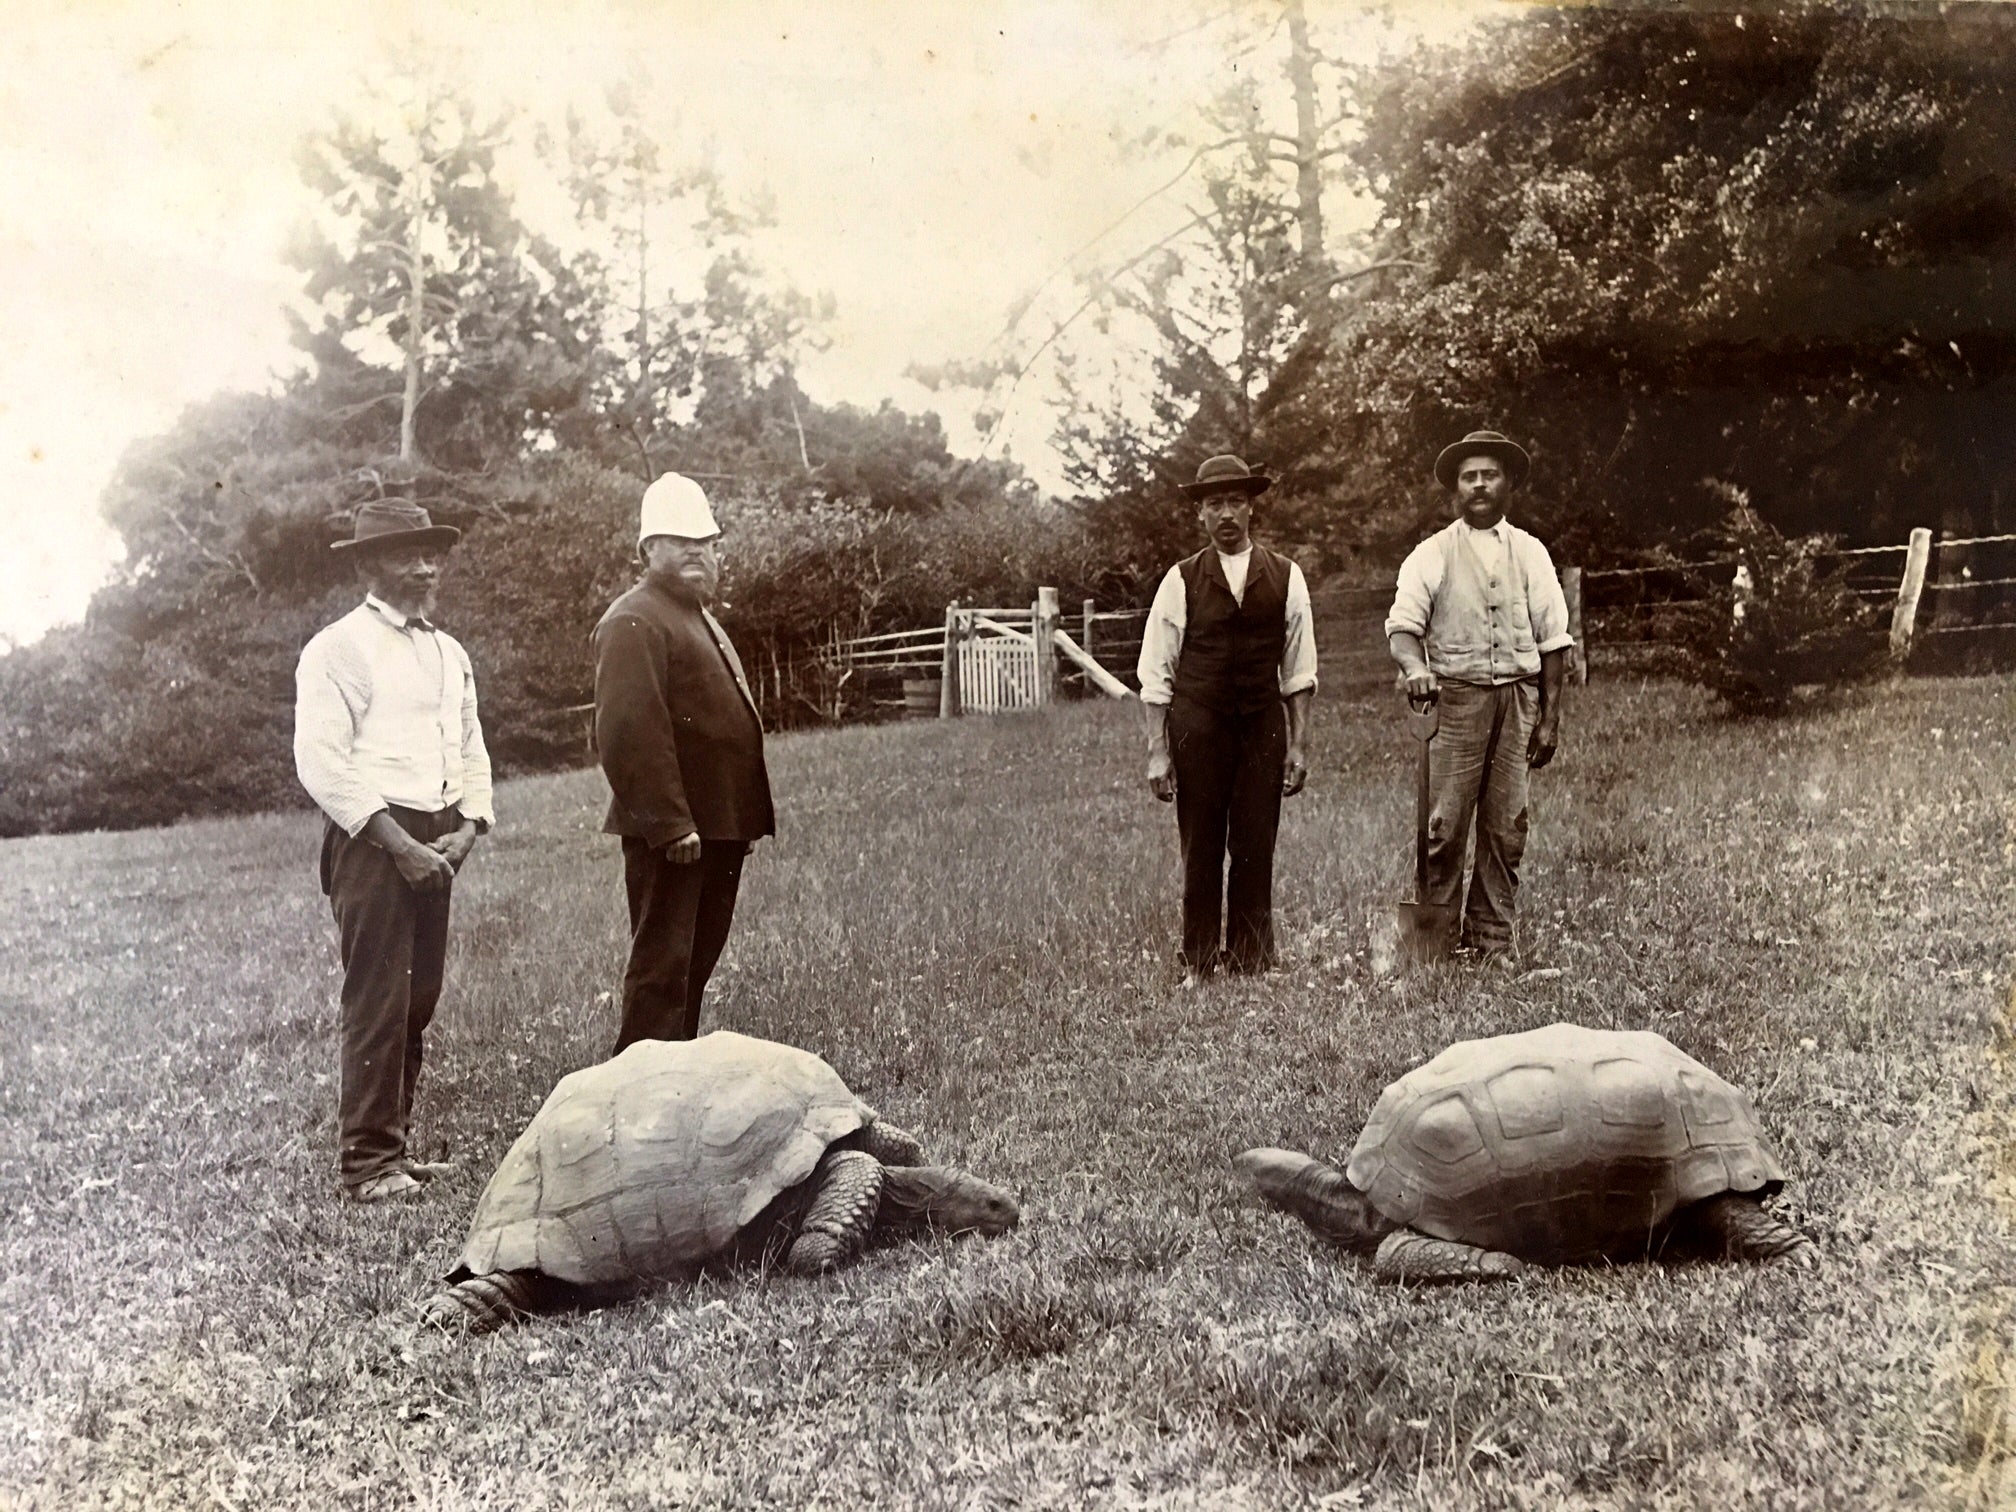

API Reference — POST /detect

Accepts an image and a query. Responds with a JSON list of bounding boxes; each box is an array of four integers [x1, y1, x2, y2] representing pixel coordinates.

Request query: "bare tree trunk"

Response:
[[632, 164, 657, 480], [1283, 0, 1325, 268], [399, 155, 429, 464]]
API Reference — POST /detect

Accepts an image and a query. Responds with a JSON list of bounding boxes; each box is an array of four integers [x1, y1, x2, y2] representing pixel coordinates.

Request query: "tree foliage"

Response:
[[1037, 4, 2016, 585], [1321, 5, 2016, 553], [11, 12, 2016, 832], [291, 85, 594, 469]]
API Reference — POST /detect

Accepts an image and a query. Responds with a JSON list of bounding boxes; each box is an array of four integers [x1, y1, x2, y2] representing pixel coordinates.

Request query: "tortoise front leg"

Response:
[[785, 1149, 884, 1274], [1374, 1229, 1525, 1283], [419, 1270, 548, 1333], [1682, 1193, 1814, 1263]]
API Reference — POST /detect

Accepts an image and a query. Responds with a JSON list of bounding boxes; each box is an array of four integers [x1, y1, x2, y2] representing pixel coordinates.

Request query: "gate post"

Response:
[[940, 602, 963, 717], [1889, 527, 1933, 661], [1032, 587, 1060, 706], [1561, 566, 1586, 685]]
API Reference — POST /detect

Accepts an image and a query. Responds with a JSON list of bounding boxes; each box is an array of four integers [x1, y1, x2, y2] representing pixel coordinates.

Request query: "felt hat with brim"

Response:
[[1435, 430, 1530, 491], [1178, 453, 1273, 499], [331, 499, 462, 554]]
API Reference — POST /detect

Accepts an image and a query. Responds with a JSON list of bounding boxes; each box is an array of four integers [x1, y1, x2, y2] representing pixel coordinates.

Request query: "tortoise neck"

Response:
[[877, 1166, 957, 1231]]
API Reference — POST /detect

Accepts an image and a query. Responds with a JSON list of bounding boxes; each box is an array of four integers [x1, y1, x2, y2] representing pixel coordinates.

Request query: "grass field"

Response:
[[3, 673, 2014, 1509]]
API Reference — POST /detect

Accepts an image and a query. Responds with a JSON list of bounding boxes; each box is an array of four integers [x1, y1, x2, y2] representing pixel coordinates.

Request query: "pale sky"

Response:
[[0, 0, 1481, 648]]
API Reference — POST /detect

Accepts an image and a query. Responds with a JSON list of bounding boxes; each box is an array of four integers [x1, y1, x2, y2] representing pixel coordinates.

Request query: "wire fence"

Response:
[[1578, 528, 2016, 674], [739, 526, 2016, 729]]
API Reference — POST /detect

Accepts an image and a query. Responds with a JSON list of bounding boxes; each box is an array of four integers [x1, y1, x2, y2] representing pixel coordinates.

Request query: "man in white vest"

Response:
[[1385, 431, 1572, 963]]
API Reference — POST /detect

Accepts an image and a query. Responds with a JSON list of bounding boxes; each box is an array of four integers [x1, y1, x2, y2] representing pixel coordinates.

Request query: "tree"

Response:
[[919, 1, 1390, 581], [290, 81, 593, 473], [546, 83, 836, 485], [1322, 6, 2016, 559]]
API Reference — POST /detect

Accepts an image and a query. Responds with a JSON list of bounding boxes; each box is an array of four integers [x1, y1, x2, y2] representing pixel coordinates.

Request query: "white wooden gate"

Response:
[[932, 589, 1133, 717], [958, 634, 1040, 713]]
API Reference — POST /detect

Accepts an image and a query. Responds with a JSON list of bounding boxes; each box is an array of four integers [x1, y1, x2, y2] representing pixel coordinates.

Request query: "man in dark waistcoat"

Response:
[[1137, 454, 1318, 985], [593, 472, 775, 1052]]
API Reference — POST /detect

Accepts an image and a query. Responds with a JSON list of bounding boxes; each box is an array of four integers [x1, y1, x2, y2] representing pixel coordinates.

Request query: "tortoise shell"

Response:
[[453, 1032, 874, 1286], [1345, 1023, 1786, 1263]]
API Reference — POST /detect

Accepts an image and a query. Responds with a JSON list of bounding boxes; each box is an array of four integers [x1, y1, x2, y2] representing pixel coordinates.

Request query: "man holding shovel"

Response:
[[1139, 454, 1317, 986], [1385, 431, 1573, 965]]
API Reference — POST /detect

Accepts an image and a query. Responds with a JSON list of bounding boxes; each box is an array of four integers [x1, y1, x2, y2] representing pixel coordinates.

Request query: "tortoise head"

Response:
[[878, 1166, 1021, 1239]]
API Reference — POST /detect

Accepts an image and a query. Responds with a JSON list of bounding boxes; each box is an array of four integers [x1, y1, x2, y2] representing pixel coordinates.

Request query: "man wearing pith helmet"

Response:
[[1137, 454, 1317, 987], [294, 499, 494, 1203], [593, 472, 774, 1052], [1385, 430, 1573, 964]]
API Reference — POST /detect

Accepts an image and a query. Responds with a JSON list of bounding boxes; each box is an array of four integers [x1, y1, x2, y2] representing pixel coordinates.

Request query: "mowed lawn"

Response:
[[3, 674, 2014, 1509]]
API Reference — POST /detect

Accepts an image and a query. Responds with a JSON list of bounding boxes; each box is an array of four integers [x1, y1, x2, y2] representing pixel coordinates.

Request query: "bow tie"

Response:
[[407, 616, 436, 634]]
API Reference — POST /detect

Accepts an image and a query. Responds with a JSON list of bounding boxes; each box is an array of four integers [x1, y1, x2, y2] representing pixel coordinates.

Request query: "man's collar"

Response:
[[364, 593, 433, 631], [1457, 516, 1510, 539], [1213, 542, 1255, 560]]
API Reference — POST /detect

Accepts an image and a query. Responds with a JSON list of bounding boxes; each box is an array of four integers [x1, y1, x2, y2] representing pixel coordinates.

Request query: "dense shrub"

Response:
[[1673, 497, 1889, 716], [0, 465, 1147, 835]]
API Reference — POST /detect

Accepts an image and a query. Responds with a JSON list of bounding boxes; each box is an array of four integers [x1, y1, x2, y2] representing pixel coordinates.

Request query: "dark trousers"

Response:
[[320, 805, 458, 1189], [616, 836, 748, 1051], [1169, 695, 1286, 975]]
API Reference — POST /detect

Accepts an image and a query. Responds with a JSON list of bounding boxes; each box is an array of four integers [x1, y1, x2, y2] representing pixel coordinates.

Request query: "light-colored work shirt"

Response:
[[1384, 518, 1574, 685], [294, 594, 495, 836], [1136, 547, 1319, 706]]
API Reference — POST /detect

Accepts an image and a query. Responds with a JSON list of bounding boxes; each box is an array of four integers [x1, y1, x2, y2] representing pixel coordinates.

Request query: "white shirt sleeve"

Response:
[[1384, 535, 1445, 641], [292, 630, 385, 836], [1135, 566, 1188, 706], [1279, 563, 1317, 697], [1522, 535, 1576, 654], [451, 637, 496, 828]]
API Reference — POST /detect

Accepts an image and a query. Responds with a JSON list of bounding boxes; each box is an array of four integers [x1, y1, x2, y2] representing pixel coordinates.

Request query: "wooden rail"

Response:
[[1053, 630, 1134, 699]]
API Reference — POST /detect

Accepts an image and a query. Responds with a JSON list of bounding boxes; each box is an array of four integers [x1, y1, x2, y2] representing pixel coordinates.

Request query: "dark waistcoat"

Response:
[[1172, 544, 1290, 715]]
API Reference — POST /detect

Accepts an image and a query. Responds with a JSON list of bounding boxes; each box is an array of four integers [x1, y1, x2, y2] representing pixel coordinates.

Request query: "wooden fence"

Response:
[[791, 524, 2016, 726]]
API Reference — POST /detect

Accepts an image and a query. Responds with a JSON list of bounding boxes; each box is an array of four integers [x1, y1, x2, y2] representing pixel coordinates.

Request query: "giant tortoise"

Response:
[[1237, 1022, 1812, 1281], [420, 1031, 1019, 1331]]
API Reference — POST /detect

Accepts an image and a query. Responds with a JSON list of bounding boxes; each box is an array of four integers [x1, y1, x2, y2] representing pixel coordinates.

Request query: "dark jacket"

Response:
[[593, 576, 775, 848], [1172, 543, 1291, 715]]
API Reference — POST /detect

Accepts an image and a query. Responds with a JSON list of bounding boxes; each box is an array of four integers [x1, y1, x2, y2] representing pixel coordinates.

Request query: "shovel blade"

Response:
[[1397, 900, 1460, 965]]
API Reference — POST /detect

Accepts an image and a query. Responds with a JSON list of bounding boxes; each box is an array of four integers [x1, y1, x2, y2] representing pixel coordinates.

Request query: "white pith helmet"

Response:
[[637, 472, 720, 558]]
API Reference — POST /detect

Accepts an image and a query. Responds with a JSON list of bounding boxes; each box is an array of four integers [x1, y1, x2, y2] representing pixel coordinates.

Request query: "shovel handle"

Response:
[[1414, 705, 1434, 895]]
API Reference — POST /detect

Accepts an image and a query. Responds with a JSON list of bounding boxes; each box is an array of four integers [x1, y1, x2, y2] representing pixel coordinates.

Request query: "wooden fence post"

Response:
[[1032, 586, 1060, 706], [940, 602, 962, 718], [1561, 566, 1586, 685], [1082, 598, 1096, 659], [1890, 527, 1933, 659]]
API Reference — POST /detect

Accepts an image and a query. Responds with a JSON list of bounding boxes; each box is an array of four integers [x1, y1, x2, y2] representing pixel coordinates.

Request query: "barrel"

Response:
[[901, 677, 942, 719]]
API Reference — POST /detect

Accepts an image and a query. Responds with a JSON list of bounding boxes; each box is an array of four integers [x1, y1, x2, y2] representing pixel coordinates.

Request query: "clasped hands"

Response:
[[391, 825, 479, 894]]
